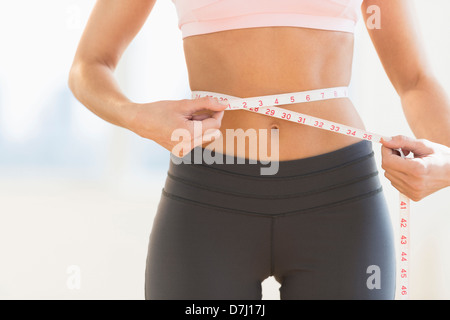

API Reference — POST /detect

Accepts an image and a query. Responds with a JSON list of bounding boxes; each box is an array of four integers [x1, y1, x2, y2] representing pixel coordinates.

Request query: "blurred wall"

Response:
[[352, 0, 450, 299], [0, 0, 448, 300]]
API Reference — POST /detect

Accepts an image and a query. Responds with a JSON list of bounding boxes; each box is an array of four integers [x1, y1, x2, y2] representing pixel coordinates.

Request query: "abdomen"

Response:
[[183, 26, 366, 160]]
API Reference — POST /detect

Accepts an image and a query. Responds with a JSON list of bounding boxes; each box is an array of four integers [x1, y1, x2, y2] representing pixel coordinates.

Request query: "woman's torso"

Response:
[[183, 26, 365, 160]]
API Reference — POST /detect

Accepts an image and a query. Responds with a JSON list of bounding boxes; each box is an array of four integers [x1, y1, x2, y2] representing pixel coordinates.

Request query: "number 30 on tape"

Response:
[[193, 87, 411, 300]]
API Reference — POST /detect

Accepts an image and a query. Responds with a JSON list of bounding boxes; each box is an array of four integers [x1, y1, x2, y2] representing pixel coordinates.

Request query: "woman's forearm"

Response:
[[68, 61, 138, 130], [399, 74, 450, 147]]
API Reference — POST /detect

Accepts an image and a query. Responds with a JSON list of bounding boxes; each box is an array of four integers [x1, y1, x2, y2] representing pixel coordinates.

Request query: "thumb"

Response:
[[381, 135, 433, 157], [188, 96, 229, 113]]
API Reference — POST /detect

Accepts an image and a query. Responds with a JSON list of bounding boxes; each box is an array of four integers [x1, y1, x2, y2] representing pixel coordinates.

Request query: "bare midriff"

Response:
[[183, 26, 365, 161]]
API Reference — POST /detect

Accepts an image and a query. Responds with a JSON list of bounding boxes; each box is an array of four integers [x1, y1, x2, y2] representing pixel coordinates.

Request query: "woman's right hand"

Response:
[[128, 97, 228, 156]]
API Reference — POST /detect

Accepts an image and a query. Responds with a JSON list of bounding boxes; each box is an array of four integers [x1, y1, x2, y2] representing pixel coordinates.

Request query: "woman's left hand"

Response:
[[380, 135, 450, 201]]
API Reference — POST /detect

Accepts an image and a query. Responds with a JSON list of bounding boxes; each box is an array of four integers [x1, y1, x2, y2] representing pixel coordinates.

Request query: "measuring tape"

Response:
[[192, 86, 411, 299]]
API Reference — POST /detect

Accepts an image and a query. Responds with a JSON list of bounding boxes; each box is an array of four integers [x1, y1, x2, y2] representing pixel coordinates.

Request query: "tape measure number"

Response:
[[192, 87, 411, 299]]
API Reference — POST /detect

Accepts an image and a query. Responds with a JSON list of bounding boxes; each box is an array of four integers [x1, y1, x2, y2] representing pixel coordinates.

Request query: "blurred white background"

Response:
[[0, 0, 448, 300]]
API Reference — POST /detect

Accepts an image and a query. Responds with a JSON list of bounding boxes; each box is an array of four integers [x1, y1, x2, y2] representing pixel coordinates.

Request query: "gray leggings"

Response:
[[145, 141, 396, 300]]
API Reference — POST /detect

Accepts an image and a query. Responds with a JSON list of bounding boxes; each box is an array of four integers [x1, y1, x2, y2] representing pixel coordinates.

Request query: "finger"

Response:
[[380, 135, 433, 157], [198, 110, 225, 133], [384, 169, 408, 186], [185, 110, 224, 136], [190, 130, 222, 151], [187, 96, 229, 113], [384, 171, 409, 195], [191, 113, 213, 121], [385, 171, 428, 201], [382, 145, 428, 179], [198, 129, 222, 144], [381, 145, 409, 173]]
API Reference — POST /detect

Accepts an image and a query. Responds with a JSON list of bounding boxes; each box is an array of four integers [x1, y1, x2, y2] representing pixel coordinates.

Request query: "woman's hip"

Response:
[[163, 140, 386, 216]]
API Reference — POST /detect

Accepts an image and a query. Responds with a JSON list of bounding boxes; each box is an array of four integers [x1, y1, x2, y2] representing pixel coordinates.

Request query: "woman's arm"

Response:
[[361, 0, 450, 200], [68, 0, 156, 129], [69, 0, 227, 154], [362, 0, 450, 147]]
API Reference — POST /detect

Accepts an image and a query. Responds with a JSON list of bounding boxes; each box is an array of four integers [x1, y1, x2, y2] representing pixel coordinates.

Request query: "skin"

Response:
[[69, 0, 450, 201], [381, 135, 450, 201]]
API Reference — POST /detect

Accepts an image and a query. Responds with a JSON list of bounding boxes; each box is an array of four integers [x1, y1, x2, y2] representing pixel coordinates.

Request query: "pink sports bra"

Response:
[[171, 0, 364, 39]]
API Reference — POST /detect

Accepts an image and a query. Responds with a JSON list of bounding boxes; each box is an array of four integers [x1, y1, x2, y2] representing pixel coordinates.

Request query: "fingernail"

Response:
[[383, 136, 392, 142]]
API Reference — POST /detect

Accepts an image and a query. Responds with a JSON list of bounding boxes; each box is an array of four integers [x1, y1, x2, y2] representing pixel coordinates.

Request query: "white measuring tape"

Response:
[[192, 86, 411, 299]]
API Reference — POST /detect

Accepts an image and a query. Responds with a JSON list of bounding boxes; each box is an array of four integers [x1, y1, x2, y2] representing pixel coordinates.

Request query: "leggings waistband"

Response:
[[170, 140, 375, 178], [163, 140, 383, 215]]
